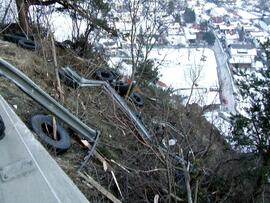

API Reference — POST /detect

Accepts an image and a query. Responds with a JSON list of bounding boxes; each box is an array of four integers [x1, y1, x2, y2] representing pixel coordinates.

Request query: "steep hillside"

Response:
[[0, 38, 251, 202]]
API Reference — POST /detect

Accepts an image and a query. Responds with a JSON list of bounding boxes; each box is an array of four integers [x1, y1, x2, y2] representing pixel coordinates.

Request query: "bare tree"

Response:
[[117, 0, 168, 93]]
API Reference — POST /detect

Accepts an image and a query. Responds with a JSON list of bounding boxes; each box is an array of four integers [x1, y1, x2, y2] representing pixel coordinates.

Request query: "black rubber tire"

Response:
[[18, 38, 37, 50], [30, 115, 71, 151], [55, 40, 74, 49], [112, 81, 136, 97], [61, 40, 74, 49], [95, 69, 114, 82], [130, 92, 144, 107], [3, 33, 34, 43], [3, 33, 24, 43], [113, 81, 129, 97], [12, 32, 34, 41], [58, 69, 79, 89], [0, 115, 5, 140]]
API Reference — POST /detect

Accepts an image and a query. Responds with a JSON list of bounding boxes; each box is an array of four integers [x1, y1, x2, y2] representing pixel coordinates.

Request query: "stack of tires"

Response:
[[3, 33, 38, 50]]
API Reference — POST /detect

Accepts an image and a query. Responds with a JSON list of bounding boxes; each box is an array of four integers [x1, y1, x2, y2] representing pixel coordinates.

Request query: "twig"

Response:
[[183, 163, 193, 203], [50, 33, 64, 101], [78, 172, 122, 203], [110, 159, 131, 173], [110, 159, 166, 174], [111, 171, 124, 199], [194, 180, 199, 203], [162, 189, 184, 202]]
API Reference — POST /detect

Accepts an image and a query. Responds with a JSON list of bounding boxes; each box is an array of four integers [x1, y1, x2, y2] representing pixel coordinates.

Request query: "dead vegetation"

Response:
[[0, 37, 258, 202]]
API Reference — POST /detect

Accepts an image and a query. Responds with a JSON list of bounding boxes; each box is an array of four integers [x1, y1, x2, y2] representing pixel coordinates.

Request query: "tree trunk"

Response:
[[16, 0, 30, 33]]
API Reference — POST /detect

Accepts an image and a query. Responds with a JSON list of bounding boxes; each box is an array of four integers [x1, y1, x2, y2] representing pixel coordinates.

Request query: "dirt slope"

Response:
[[0, 38, 238, 202]]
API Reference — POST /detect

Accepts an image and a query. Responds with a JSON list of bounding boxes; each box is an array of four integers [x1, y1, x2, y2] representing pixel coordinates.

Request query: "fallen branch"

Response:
[[76, 137, 114, 172], [78, 172, 122, 203]]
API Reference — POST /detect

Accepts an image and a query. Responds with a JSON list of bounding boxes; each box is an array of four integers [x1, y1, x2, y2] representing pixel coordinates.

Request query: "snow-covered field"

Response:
[[149, 48, 220, 106], [109, 47, 220, 106]]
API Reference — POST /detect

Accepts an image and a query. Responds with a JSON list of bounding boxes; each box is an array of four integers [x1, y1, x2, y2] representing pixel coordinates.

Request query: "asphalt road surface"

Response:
[[212, 34, 236, 114]]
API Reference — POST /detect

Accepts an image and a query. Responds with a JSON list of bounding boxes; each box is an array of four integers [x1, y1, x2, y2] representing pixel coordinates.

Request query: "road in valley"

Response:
[[212, 33, 236, 114]]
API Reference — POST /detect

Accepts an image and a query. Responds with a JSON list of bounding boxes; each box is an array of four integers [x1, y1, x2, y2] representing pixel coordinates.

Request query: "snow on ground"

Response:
[[0, 0, 17, 23], [167, 35, 187, 46], [108, 47, 220, 106], [49, 13, 76, 41], [108, 57, 132, 75], [210, 7, 227, 17], [203, 2, 217, 11], [149, 48, 218, 88], [237, 9, 259, 20], [1, 2, 77, 41], [148, 48, 220, 106], [204, 111, 232, 138]]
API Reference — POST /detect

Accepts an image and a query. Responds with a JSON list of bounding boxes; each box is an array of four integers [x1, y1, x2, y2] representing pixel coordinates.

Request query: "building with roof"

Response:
[[228, 43, 257, 65]]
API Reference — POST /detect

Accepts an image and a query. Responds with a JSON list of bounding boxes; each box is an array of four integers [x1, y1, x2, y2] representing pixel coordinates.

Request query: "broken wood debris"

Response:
[[78, 172, 122, 203]]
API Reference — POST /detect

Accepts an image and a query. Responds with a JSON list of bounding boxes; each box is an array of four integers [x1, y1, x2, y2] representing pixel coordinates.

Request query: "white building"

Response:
[[229, 44, 257, 65]]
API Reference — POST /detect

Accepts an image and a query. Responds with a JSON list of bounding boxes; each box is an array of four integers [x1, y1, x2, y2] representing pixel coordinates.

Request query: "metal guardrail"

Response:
[[0, 58, 99, 142], [60, 67, 186, 165], [60, 66, 152, 142], [0, 58, 183, 164]]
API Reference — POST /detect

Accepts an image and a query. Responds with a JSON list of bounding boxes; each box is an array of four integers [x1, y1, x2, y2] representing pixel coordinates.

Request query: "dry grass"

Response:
[[0, 37, 240, 202]]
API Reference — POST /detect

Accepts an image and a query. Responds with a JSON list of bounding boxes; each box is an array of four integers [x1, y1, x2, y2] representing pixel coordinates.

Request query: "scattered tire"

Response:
[[58, 69, 79, 89], [13, 32, 34, 41], [61, 40, 74, 49], [113, 81, 130, 96], [0, 115, 5, 140], [112, 81, 136, 97], [55, 40, 74, 49], [30, 114, 71, 151], [130, 92, 144, 107], [94, 69, 114, 83], [3, 33, 34, 44], [18, 38, 37, 50], [3, 33, 25, 43]]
